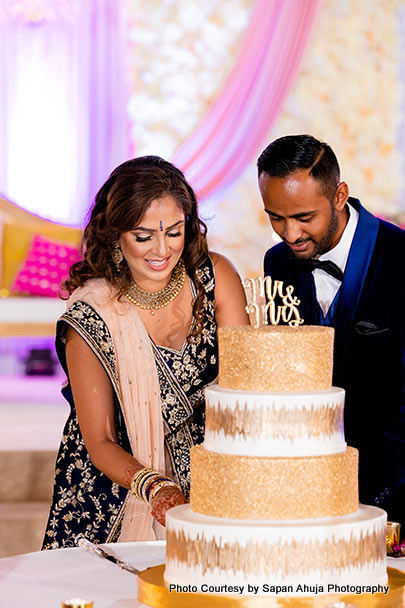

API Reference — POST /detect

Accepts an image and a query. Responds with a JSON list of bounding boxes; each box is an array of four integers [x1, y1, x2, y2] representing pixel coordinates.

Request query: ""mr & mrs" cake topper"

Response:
[[243, 277, 304, 329]]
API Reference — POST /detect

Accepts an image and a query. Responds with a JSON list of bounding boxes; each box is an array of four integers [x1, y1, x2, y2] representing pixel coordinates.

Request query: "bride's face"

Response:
[[119, 195, 185, 291]]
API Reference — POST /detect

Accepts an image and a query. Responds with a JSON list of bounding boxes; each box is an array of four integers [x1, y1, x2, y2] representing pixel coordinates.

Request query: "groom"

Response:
[[259, 134, 405, 528]]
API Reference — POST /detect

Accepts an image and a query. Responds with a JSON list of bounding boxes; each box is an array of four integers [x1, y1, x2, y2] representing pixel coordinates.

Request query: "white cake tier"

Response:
[[165, 504, 387, 596], [204, 385, 346, 456]]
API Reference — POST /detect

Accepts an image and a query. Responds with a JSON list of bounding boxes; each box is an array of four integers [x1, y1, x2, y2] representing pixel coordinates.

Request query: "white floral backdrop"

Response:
[[127, 0, 403, 276], [125, 0, 255, 159]]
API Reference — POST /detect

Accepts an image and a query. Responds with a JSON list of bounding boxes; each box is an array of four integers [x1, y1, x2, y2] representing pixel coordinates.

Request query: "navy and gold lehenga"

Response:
[[42, 260, 218, 549]]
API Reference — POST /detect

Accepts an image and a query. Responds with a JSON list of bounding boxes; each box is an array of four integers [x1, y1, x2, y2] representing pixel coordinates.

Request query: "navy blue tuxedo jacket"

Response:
[[264, 198, 405, 524]]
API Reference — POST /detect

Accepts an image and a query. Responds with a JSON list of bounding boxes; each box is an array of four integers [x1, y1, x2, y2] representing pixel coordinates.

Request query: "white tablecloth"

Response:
[[0, 541, 403, 608], [0, 541, 166, 608]]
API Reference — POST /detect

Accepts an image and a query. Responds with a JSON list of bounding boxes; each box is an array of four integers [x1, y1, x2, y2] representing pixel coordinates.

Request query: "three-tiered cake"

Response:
[[165, 326, 387, 596]]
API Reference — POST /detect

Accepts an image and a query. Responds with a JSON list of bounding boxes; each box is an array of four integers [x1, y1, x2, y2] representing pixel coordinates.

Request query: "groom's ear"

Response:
[[333, 182, 349, 211]]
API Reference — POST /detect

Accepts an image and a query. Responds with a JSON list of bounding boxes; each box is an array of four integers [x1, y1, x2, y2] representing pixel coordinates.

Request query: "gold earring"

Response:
[[112, 242, 124, 271]]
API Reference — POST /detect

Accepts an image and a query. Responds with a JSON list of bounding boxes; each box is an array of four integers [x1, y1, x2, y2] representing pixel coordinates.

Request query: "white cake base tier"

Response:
[[165, 504, 387, 596], [205, 385, 346, 456]]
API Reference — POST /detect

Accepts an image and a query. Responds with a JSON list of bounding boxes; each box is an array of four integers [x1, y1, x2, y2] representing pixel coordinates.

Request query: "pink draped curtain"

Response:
[[173, 0, 320, 201]]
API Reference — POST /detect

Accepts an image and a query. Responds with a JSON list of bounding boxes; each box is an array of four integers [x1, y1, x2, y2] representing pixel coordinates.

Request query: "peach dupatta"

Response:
[[67, 279, 165, 541]]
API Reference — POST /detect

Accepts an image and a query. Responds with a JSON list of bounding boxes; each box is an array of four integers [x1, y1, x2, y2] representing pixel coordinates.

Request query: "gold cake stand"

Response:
[[138, 565, 405, 607]]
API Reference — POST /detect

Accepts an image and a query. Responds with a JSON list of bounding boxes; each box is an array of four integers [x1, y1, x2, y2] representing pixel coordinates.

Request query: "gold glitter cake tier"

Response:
[[218, 325, 334, 392], [190, 445, 358, 520]]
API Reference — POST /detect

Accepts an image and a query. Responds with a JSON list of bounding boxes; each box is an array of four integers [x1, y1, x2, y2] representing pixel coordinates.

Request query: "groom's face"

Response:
[[259, 169, 343, 260]]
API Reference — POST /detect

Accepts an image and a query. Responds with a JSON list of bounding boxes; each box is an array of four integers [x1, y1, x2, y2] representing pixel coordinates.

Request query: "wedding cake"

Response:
[[165, 325, 387, 596]]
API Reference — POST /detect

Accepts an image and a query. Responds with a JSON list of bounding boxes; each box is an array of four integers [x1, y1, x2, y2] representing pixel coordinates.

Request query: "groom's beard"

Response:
[[286, 206, 339, 260]]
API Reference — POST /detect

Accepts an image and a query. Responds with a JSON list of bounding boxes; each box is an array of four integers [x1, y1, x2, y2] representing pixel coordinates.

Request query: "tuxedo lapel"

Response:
[[333, 198, 380, 380]]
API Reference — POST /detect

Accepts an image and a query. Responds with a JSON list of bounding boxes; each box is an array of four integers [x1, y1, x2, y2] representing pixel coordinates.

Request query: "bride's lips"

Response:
[[145, 257, 170, 271]]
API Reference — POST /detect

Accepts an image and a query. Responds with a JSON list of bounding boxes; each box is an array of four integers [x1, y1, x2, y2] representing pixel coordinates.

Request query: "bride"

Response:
[[42, 155, 248, 549]]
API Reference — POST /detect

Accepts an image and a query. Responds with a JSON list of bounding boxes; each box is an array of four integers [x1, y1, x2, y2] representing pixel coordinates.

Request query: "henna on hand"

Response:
[[122, 463, 142, 489], [150, 485, 188, 526]]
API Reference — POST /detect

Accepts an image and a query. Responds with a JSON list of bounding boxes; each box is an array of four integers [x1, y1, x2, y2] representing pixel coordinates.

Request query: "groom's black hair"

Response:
[[257, 134, 340, 201]]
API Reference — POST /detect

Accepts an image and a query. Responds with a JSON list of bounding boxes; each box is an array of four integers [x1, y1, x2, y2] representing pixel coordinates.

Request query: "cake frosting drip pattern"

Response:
[[218, 325, 334, 392], [166, 527, 385, 577], [205, 400, 344, 441], [191, 445, 358, 519]]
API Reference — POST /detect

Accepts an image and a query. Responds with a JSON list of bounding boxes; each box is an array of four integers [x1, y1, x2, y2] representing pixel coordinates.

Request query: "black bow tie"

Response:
[[294, 258, 344, 282]]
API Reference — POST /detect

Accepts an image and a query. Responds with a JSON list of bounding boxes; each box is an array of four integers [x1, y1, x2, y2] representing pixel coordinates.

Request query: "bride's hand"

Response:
[[150, 485, 188, 526]]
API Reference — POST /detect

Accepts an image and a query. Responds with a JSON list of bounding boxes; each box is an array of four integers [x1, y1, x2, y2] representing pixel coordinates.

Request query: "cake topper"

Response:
[[243, 277, 304, 328]]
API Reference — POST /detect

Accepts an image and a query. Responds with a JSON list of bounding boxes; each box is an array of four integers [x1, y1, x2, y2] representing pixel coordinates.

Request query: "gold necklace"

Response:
[[126, 258, 186, 315]]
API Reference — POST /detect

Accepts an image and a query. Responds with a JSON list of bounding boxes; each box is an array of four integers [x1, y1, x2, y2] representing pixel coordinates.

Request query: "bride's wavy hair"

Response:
[[62, 156, 209, 339]]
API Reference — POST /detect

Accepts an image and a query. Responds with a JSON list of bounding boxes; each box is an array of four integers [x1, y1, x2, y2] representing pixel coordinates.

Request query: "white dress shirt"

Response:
[[314, 203, 359, 316]]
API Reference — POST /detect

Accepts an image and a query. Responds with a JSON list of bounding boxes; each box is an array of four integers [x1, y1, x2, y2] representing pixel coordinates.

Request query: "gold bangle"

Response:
[[148, 479, 179, 503], [130, 468, 176, 502], [130, 468, 159, 502], [130, 468, 148, 500]]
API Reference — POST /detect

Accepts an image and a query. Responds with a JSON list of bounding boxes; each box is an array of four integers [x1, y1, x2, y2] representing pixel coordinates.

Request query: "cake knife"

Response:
[[75, 534, 139, 575]]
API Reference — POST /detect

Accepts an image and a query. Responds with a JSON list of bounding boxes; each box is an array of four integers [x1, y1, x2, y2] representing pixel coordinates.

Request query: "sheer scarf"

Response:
[[67, 279, 165, 541]]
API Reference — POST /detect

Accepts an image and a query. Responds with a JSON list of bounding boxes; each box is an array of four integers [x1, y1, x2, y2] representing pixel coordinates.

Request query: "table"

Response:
[[0, 542, 404, 608], [0, 541, 166, 608]]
